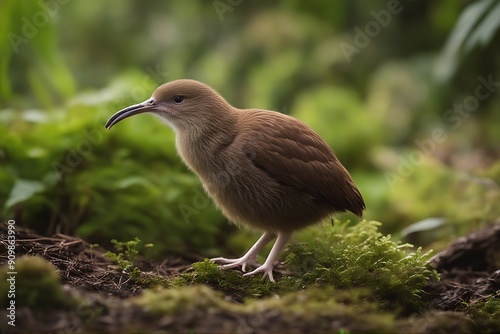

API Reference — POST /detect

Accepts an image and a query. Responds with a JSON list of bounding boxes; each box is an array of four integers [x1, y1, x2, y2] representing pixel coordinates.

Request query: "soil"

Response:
[[426, 224, 500, 311], [1, 223, 499, 333]]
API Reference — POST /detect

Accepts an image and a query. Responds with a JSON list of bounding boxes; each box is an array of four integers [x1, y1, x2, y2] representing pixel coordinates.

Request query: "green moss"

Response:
[[170, 220, 437, 316], [134, 285, 395, 332], [134, 284, 241, 315], [286, 220, 438, 314], [400, 311, 476, 333], [130, 271, 170, 289], [105, 237, 141, 272], [169, 259, 297, 300], [104, 237, 171, 288], [269, 287, 395, 330], [0, 255, 75, 309], [468, 296, 500, 333]]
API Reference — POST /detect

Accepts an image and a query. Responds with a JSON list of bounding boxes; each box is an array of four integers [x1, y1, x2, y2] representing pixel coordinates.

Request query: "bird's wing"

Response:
[[239, 110, 365, 216]]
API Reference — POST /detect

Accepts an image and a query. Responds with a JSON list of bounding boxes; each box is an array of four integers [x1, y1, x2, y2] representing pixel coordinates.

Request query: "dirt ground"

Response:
[[427, 224, 500, 308], [1, 223, 499, 333]]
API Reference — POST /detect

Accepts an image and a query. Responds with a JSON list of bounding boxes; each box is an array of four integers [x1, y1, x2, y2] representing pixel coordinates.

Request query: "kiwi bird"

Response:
[[105, 79, 365, 281]]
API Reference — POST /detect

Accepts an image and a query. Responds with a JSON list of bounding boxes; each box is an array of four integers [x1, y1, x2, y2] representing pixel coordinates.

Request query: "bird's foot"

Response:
[[210, 256, 257, 272], [243, 263, 275, 282]]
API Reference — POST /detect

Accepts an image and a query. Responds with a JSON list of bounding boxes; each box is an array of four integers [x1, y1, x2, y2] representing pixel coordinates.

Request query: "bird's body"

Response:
[[178, 108, 363, 233], [105, 79, 365, 281]]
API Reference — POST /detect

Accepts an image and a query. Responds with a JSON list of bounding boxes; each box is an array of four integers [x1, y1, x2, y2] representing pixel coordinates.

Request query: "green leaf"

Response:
[[4, 179, 45, 209], [464, 2, 500, 52], [116, 176, 154, 190], [401, 217, 447, 237], [435, 0, 498, 81]]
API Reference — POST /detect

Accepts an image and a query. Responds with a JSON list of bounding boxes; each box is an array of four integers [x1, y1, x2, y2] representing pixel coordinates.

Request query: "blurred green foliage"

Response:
[[1, 0, 499, 258]]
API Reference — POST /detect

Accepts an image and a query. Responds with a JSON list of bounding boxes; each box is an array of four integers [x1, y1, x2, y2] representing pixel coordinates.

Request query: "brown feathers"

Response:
[[106, 79, 365, 233]]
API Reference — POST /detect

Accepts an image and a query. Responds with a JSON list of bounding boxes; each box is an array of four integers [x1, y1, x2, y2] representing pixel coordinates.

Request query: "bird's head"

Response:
[[105, 79, 233, 132]]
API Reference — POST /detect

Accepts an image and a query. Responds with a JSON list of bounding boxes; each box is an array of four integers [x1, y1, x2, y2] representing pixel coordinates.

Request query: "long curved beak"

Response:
[[105, 99, 156, 130]]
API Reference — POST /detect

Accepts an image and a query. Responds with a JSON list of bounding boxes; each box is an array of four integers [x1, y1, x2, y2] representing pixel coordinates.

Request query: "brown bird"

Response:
[[105, 79, 365, 281]]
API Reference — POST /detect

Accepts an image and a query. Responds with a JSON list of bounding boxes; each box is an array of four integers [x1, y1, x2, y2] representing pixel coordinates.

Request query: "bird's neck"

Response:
[[175, 110, 238, 176]]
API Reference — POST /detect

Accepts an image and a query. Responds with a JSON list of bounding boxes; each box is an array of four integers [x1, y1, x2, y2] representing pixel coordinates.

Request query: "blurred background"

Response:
[[1, 0, 499, 259]]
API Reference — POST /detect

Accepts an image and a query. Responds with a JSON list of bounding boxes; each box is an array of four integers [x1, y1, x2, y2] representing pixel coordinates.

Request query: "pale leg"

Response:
[[211, 232, 275, 272], [244, 232, 292, 282]]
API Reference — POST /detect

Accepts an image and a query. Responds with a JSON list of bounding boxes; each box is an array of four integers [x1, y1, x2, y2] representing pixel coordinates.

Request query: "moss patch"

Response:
[[169, 259, 296, 301], [133, 284, 395, 332], [468, 296, 500, 333], [1, 222, 498, 333], [170, 220, 438, 315], [0, 255, 75, 309], [286, 220, 438, 314]]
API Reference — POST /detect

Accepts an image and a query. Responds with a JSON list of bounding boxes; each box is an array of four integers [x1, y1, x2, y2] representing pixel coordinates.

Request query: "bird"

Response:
[[105, 79, 365, 281]]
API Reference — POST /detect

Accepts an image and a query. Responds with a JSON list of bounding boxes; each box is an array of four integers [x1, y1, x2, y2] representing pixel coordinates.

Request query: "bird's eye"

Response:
[[173, 96, 184, 104]]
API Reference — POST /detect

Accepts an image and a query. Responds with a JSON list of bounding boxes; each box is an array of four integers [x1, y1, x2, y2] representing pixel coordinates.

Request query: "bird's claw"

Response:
[[211, 257, 276, 281], [243, 264, 275, 282], [210, 257, 257, 272]]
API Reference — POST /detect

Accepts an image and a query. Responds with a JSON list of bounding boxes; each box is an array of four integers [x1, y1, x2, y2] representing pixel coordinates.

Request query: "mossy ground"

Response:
[[0, 255, 76, 310], [170, 220, 438, 315], [1, 221, 498, 333]]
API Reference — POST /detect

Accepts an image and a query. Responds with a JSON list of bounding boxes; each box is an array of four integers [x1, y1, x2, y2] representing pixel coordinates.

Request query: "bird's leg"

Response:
[[243, 232, 292, 282], [211, 232, 275, 272]]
